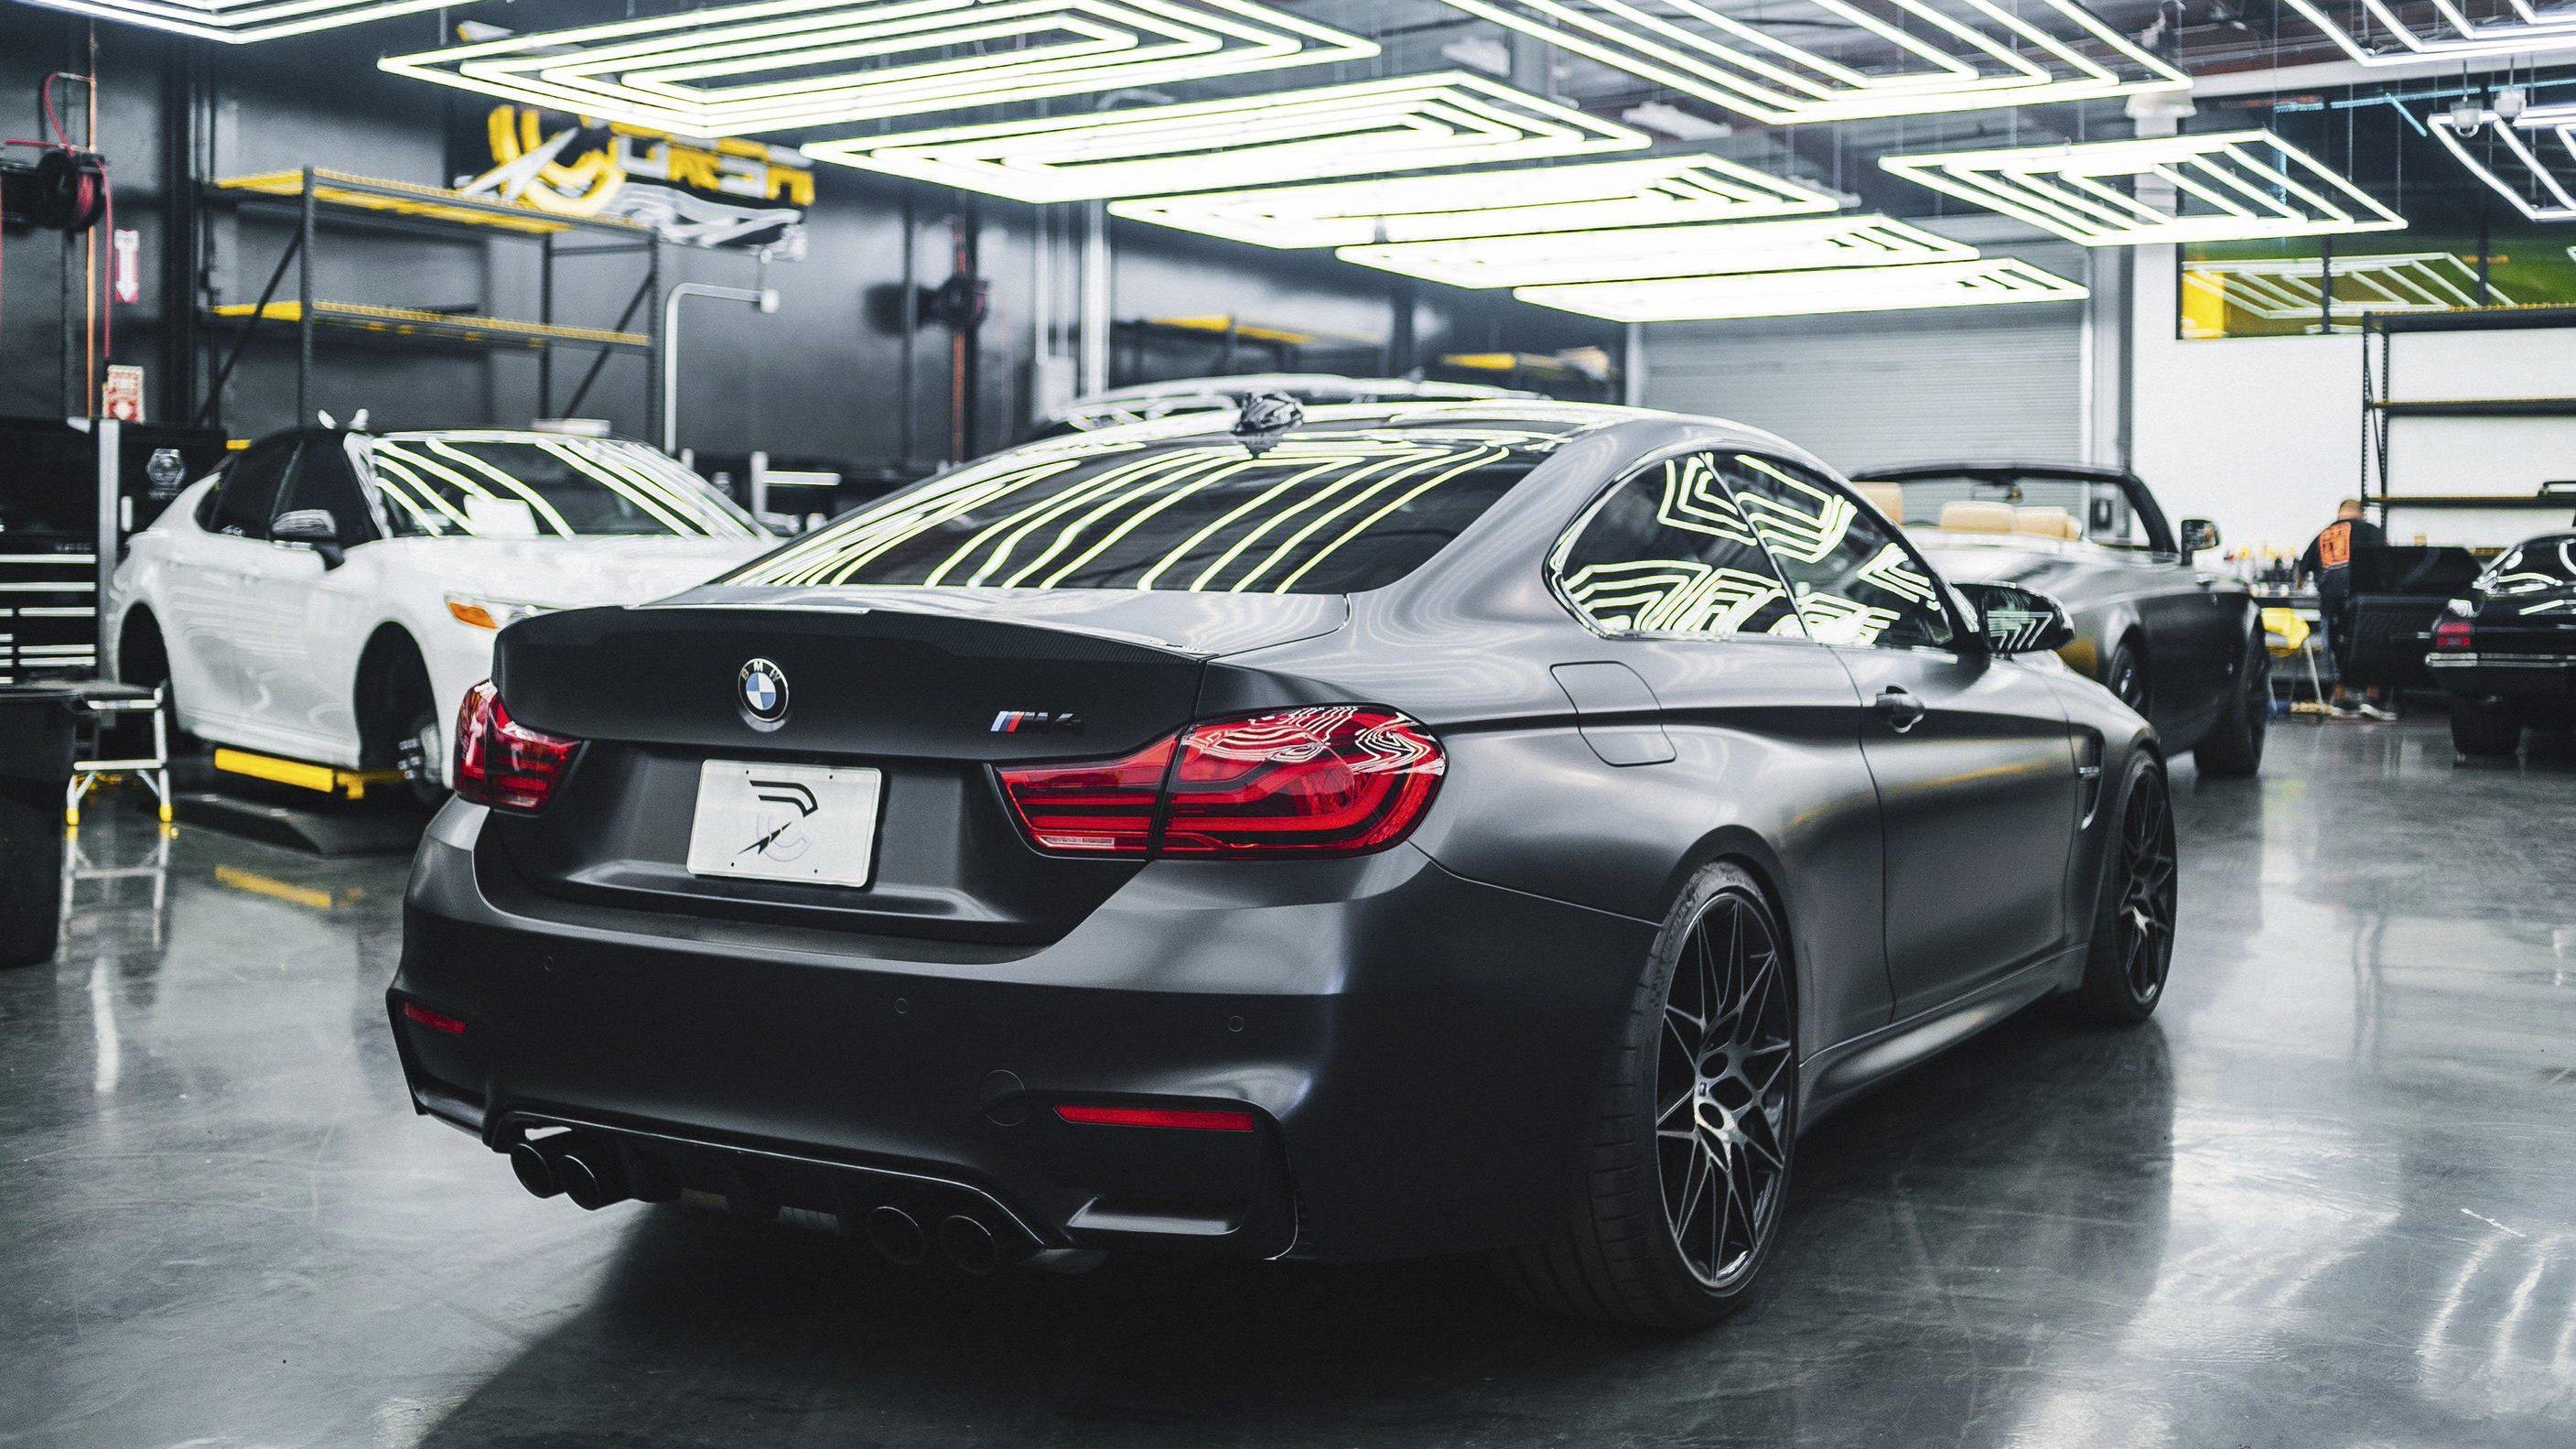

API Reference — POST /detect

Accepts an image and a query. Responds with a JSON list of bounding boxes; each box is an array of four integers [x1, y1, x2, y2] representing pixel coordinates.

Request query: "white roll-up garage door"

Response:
[[1637, 238, 2093, 474]]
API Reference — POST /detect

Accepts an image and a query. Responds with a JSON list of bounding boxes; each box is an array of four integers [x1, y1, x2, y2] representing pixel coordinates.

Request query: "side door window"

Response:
[[203, 438, 301, 539], [1721, 453, 1959, 652], [1548, 450, 1807, 641]]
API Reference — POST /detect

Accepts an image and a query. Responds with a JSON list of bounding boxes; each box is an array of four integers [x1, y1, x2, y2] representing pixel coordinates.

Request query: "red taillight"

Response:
[[1055, 1104, 1256, 1131], [401, 1000, 467, 1035], [1164, 707, 1445, 855], [2433, 617, 2474, 651], [453, 680, 581, 812], [994, 734, 1174, 854], [995, 706, 1444, 860]]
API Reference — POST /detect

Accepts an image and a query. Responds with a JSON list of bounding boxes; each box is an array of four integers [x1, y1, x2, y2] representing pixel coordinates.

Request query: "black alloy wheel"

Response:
[[1499, 862, 1798, 1326], [2107, 644, 2149, 717], [1656, 890, 1796, 1292], [2193, 632, 2269, 777], [2075, 763, 2177, 1024]]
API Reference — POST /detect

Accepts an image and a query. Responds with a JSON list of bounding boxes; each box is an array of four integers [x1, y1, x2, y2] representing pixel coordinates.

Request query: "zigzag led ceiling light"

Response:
[[1107, 154, 1838, 248], [2281, 0, 2576, 65], [803, 71, 1651, 202], [2431, 112, 2576, 222], [1518, 258, 2088, 321], [1881, 131, 2406, 245], [1339, 216, 1973, 288], [1439, 0, 2186, 125], [380, 0, 1376, 137], [16, 0, 459, 43]]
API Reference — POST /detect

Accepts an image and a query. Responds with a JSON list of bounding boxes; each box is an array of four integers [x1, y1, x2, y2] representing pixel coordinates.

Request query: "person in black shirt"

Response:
[[2296, 498, 2390, 719]]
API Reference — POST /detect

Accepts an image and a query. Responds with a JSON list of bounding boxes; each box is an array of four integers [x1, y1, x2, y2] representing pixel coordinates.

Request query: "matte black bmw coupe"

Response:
[[389, 401, 2175, 1326]]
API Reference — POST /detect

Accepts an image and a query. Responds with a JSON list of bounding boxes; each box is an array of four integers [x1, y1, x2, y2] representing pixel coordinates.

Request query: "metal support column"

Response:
[[296, 169, 316, 425], [639, 239, 663, 444], [1079, 200, 1110, 396], [539, 232, 556, 417]]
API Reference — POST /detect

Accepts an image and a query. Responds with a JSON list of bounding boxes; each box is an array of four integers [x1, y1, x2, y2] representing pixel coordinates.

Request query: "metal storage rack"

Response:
[[196, 168, 664, 433], [2362, 304, 2576, 522]]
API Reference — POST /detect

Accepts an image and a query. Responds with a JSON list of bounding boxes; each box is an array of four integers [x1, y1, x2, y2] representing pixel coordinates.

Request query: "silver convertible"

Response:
[[1852, 461, 2268, 778]]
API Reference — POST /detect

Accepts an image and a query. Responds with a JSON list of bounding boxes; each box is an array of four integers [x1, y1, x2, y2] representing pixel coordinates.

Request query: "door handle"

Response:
[[1873, 685, 1926, 732]]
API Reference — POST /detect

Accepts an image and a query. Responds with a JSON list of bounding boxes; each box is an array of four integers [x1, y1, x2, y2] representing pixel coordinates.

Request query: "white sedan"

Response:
[[108, 427, 774, 795]]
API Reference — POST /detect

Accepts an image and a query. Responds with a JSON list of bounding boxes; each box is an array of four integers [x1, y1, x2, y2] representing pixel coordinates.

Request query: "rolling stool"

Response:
[[64, 681, 173, 826], [2261, 607, 2333, 722]]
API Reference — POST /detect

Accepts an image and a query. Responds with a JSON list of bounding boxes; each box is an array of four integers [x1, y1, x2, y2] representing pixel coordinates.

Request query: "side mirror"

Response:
[[1956, 581, 2077, 656], [2179, 517, 2220, 555], [272, 508, 347, 569]]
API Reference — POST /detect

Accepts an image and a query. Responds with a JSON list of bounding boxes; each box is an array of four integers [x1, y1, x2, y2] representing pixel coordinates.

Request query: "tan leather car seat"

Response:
[[1938, 501, 2021, 535], [2014, 506, 2081, 540], [1857, 482, 1908, 522]]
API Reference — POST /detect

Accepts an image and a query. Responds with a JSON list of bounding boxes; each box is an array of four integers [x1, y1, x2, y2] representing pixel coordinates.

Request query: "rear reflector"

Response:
[[454, 679, 582, 812], [401, 1000, 468, 1035], [1056, 1105, 1256, 1131], [996, 705, 1443, 860]]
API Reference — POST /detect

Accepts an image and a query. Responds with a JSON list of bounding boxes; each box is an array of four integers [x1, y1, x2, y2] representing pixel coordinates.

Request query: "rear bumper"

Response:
[[2429, 654, 2576, 711], [390, 802, 1654, 1263]]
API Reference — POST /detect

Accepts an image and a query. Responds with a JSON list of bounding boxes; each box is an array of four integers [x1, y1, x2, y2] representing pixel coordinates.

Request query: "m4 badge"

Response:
[[990, 710, 1083, 735]]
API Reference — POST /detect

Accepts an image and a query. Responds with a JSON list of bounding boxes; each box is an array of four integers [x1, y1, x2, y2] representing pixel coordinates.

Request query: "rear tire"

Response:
[[2449, 698, 2521, 759], [2073, 760, 2176, 1026], [1498, 861, 1796, 1328], [360, 639, 447, 807], [2192, 629, 2269, 778]]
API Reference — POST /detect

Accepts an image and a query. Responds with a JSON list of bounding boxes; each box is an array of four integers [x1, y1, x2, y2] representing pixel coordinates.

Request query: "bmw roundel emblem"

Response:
[[738, 657, 790, 725]]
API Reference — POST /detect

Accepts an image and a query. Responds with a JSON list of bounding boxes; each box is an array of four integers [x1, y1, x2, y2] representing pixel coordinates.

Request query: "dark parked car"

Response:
[[1851, 461, 2268, 776], [389, 403, 2174, 1327], [2429, 531, 2576, 757]]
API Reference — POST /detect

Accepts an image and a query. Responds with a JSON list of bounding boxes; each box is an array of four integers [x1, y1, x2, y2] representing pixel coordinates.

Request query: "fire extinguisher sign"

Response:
[[102, 364, 145, 422]]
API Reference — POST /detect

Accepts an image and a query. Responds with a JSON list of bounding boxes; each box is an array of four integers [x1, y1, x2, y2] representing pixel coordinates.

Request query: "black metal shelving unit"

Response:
[[194, 168, 664, 433], [2362, 305, 2576, 523]]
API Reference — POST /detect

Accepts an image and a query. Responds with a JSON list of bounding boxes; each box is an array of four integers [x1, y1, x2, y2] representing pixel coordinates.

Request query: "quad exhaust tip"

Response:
[[939, 1214, 1001, 1275], [509, 1139, 566, 1199], [866, 1206, 927, 1266], [512, 1134, 631, 1211]]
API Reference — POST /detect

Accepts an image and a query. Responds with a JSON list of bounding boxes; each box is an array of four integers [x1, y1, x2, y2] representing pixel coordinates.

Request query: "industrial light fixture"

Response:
[[2430, 111, 2576, 222], [18, 0, 460, 43], [1880, 131, 2406, 245], [1106, 154, 1835, 248], [803, 72, 1650, 203], [1441, 0, 2188, 125], [2280, 0, 2576, 66], [382, 0, 1377, 137], [1338, 216, 1974, 289], [1517, 258, 2089, 322]]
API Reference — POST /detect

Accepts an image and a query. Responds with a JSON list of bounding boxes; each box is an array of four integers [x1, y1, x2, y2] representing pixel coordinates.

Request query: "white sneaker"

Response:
[[2357, 702, 2396, 721]]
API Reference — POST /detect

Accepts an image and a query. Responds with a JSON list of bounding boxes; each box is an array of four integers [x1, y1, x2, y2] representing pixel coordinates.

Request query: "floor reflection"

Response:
[[5, 719, 2574, 1445]]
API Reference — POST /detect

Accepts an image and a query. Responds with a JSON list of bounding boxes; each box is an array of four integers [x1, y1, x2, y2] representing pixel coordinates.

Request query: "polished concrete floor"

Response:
[[5, 717, 2574, 1447]]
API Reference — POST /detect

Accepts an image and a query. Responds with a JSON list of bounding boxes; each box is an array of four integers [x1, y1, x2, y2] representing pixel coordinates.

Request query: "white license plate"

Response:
[[685, 761, 882, 888]]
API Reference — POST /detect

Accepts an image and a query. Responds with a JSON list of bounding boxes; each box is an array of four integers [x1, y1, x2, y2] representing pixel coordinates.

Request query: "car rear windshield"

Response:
[[2481, 536, 2576, 594], [731, 428, 1550, 594], [367, 434, 763, 540]]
